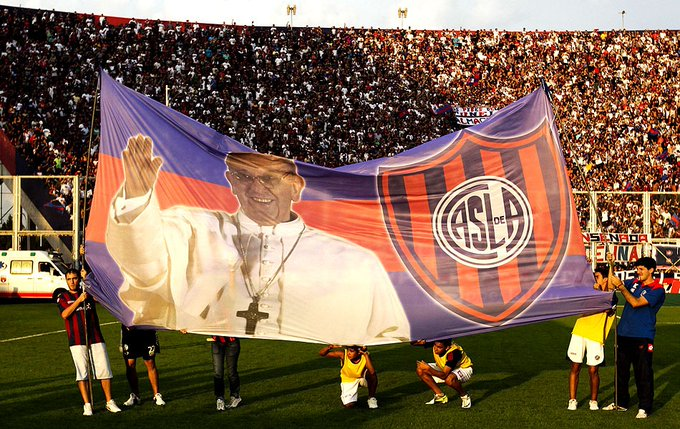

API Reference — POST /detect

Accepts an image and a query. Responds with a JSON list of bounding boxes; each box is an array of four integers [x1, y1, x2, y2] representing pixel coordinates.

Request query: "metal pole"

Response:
[[12, 176, 20, 250], [620, 11, 625, 30], [81, 74, 100, 266], [81, 279, 95, 406], [608, 253, 624, 410]]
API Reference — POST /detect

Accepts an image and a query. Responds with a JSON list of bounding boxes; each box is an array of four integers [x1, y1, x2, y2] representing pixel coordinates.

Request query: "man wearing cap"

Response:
[[602, 256, 665, 419], [106, 134, 410, 345]]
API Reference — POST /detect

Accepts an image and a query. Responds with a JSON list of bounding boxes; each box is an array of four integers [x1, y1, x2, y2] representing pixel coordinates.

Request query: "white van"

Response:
[[0, 250, 67, 300]]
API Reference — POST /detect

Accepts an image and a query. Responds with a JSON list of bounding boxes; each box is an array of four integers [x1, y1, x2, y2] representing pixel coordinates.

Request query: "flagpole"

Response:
[[82, 72, 100, 241], [544, 78, 624, 409], [607, 251, 621, 409], [80, 71, 101, 407]]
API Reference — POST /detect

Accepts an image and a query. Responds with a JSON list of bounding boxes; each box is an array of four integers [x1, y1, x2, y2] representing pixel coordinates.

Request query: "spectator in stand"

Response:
[[0, 6, 678, 239]]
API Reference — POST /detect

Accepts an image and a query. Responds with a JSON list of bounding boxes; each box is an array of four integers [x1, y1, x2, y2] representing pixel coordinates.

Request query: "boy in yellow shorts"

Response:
[[567, 265, 617, 411]]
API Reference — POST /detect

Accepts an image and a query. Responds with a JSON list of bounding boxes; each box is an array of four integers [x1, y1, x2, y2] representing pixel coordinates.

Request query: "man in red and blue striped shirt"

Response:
[[57, 268, 121, 416]]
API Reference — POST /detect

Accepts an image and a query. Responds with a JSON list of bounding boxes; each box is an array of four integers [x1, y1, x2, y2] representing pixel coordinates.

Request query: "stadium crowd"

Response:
[[0, 6, 678, 236]]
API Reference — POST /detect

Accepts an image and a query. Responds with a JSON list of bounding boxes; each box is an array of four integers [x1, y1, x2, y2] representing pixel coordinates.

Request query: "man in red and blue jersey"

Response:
[[603, 256, 665, 419], [57, 268, 121, 416]]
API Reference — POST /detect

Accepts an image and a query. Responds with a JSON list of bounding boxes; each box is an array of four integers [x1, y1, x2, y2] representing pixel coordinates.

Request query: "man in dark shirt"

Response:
[[57, 268, 121, 416], [603, 256, 665, 419]]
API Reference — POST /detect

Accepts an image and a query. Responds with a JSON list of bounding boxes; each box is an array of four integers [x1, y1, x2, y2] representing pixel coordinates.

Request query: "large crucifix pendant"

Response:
[[236, 298, 269, 335]]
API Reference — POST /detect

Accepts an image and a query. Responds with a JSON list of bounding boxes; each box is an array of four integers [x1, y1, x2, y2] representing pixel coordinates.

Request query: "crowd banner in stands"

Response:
[[654, 244, 680, 269], [84, 70, 612, 345], [454, 106, 497, 126]]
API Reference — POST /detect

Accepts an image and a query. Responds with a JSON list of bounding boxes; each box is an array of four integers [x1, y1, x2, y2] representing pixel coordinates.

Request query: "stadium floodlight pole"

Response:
[[398, 8, 408, 29], [620, 10, 625, 30], [286, 5, 296, 27]]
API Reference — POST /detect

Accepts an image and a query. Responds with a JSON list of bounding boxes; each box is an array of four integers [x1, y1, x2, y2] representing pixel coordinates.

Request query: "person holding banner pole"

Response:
[[57, 268, 121, 416], [566, 265, 617, 411], [603, 256, 665, 419]]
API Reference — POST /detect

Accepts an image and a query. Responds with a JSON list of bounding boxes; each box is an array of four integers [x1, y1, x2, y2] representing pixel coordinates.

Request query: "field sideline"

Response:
[[1, 298, 678, 429]]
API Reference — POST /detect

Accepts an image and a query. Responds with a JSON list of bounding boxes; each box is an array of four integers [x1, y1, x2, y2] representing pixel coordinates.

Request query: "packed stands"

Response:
[[0, 6, 678, 236]]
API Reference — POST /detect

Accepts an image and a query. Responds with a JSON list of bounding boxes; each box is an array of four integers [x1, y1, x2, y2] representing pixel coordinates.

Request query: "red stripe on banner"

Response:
[[456, 262, 482, 306], [481, 149, 521, 303], [402, 174, 438, 278], [567, 206, 588, 256], [86, 155, 239, 243], [480, 149, 504, 176], [519, 145, 553, 266], [498, 258, 521, 303], [294, 201, 404, 272], [442, 156, 466, 196]]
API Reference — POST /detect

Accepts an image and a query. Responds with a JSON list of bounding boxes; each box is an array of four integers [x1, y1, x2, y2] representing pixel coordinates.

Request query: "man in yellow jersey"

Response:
[[414, 339, 472, 408], [566, 265, 617, 411], [319, 345, 378, 409]]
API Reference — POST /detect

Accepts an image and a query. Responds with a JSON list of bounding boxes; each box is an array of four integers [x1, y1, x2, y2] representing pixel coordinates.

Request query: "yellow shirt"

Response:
[[572, 311, 615, 344], [340, 350, 367, 383], [433, 343, 472, 370]]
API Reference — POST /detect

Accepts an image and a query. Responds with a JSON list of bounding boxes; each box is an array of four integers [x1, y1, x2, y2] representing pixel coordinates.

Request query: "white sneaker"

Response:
[[602, 402, 627, 411], [636, 409, 648, 419], [425, 394, 448, 405], [567, 399, 577, 411], [154, 393, 166, 406], [83, 403, 93, 416], [228, 395, 242, 408], [106, 399, 122, 413], [367, 397, 378, 409], [589, 400, 599, 410], [216, 398, 226, 411], [461, 395, 472, 409], [123, 393, 140, 406]]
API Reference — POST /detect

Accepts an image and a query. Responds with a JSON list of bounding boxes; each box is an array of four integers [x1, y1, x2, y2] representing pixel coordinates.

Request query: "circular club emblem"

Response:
[[433, 176, 533, 269]]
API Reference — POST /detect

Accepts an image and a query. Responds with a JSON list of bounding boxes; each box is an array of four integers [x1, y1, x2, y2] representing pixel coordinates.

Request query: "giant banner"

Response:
[[85, 71, 612, 345]]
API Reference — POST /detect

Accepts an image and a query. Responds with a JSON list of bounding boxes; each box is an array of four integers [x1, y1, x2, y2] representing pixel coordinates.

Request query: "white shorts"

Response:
[[428, 363, 473, 384], [69, 342, 113, 381], [340, 377, 368, 405], [567, 334, 604, 366]]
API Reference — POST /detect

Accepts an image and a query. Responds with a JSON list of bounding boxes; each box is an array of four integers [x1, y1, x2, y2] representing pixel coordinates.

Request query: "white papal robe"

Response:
[[106, 189, 410, 345]]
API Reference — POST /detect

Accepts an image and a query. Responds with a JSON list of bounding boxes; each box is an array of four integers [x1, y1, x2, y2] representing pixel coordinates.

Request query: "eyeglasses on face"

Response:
[[229, 170, 289, 188]]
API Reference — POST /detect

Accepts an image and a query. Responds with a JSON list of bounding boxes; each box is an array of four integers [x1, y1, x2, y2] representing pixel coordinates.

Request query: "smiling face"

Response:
[[225, 153, 305, 226]]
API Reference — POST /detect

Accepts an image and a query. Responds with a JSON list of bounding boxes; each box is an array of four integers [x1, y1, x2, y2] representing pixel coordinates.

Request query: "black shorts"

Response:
[[121, 327, 160, 360]]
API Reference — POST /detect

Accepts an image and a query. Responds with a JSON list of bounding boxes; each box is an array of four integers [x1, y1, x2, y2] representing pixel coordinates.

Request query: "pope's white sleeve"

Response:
[[365, 255, 411, 342], [107, 187, 169, 288]]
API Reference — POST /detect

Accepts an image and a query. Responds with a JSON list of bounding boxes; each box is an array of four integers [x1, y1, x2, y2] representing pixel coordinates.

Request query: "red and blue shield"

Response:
[[378, 122, 572, 325]]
